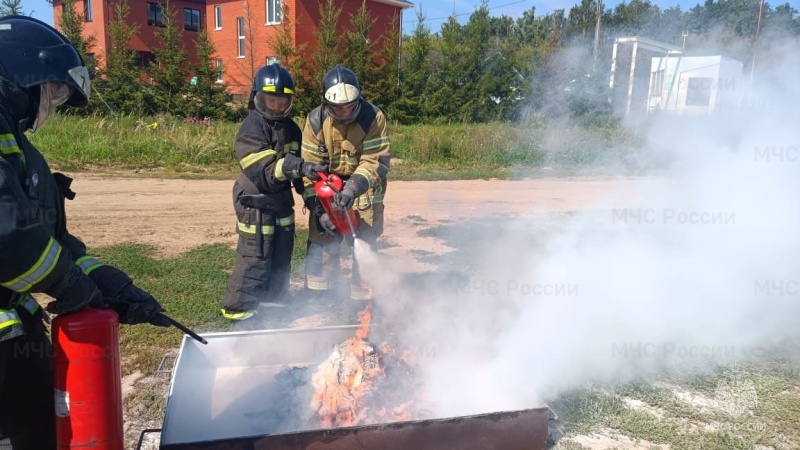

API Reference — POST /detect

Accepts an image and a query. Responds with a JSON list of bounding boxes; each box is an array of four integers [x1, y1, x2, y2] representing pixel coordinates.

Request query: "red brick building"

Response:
[[52, 0, 412, 95]]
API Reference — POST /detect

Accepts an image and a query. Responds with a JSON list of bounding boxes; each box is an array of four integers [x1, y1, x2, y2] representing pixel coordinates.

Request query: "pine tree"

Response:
[[311, 0, 342, 94], [270, 1, 314, 117], [57, 0, 98, 112], [343, 1, 377, 93], [148, 0, 189, 114], [101, 0, 147, 115], [0, 0, 24, 16], [189, 29, 231, 119]]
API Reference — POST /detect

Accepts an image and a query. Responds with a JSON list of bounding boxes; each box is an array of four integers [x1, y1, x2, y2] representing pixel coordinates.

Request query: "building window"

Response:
[[650, 69, 664, 96], [216, 59, 224, 83], [147, 3, 166, 27], [266, 56, 277, 66], [184, 8, 201, 32], [266, 0, 281, 25], [137, 51, 156, 68], [237, 17, 245, 58], [85, 0, 93, 22], [686, 77, 713, 107], [214, 5, 222, 30]]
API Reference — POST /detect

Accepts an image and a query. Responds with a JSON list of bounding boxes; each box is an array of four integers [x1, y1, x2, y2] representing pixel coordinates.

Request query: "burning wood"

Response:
[[309, 305, 427, 428]]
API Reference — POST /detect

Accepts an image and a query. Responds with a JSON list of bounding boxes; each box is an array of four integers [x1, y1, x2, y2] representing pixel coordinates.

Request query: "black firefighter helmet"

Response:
[[248, 63, 295, 120], [0, 15, 90, 107]]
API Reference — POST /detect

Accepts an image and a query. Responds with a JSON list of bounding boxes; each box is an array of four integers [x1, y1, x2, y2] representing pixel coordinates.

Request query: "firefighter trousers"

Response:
[[0, 313, 56, 450], [221, 208, 295, 312], [305, 203, 383, 300]]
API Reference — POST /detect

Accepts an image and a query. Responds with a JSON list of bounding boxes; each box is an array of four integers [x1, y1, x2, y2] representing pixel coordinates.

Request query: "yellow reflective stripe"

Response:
[[1, 238, 61, 292], [239, 149, 277, 170], [261, 85, 295, 95], [76, 256, 102, 275], [301, 142, 325, 157], [220, 309, 254, 320], [355, 195, 384, 207], [276, 214, 295, 226], [0, 310, 21, 330], [363, 137, 390, 152], [274, 158, 287, 181], [286, 141, 299, 152], [20, 295, 40, 315], [306, 278, 329, 290], [354, 168, 374, 188], [237, 222, 275, 235], [0, 133, 21, 156], [332, 155, 359, 166]]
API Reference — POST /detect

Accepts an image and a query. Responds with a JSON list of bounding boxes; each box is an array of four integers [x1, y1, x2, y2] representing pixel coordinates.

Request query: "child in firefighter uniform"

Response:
[[301, 65, 391, 302], [220, 64, 326, 321], [0, 16, 169, 448]]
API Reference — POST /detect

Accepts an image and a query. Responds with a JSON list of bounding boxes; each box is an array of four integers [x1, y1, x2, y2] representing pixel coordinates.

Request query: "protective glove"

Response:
[[317, 213, 337, 235], [333, 187, 356, 212], [333, 175, 369, 212], [88, 265, 170, 327], [48, 264, 106, 315], [110, 283, 171, 327], [281, 154, 327, 181]]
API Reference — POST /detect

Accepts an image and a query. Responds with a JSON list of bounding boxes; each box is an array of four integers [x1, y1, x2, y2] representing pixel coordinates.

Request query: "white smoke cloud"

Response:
[[374, 40, 800, 417]]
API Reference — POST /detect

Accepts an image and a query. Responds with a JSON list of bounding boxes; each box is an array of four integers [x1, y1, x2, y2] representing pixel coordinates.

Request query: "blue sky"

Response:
[[19, 0, 800, 31]]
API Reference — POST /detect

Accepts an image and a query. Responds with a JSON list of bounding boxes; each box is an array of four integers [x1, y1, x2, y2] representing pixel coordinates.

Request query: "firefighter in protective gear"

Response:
[[220, 64, 326, 321], [0, 16, 169, 449], [301, 65, 391, 302]]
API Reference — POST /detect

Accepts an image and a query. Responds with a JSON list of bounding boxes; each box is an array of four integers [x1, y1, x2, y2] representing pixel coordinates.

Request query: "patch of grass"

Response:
[[31, 114, 647, 180]]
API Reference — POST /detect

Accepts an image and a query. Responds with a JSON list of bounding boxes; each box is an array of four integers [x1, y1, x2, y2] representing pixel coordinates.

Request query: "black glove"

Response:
[[48, 264, 106, 315], [88, 265, 169, 326], [333, 186, 356, 212], [333, 175, 369, 212], [282, 154, 327, 181], [111, 283, 170, 327], [318, 213, 337, 235]]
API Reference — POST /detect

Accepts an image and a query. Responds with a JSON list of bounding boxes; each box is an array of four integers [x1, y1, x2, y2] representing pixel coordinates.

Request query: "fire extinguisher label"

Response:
[[54, 389, 70, 418]]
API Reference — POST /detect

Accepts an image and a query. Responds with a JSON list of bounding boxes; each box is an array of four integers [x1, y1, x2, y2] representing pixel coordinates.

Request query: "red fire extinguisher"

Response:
[[52, 307, 124, 450], [314, 172, 358, 236]]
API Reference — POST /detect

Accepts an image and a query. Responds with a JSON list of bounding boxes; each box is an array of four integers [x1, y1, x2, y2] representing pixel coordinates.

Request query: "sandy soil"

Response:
[[64, 175, 647, 261]]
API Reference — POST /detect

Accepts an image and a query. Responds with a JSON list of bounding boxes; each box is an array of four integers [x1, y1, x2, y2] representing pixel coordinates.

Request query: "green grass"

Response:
[[89, 228, 309, 373], [30, 114, 646, 179]]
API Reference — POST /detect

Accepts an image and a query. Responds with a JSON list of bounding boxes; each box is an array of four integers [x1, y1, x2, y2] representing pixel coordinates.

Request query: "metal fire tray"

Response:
[[160, 326, 549, 450]]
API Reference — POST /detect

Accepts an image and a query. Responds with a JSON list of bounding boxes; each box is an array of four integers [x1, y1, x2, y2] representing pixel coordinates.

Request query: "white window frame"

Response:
[[266, 0, 281, 25], [85, 0, 93, 22], [215, 59, 224, 83], [237, 17, 245, 58], [214, 5, 222, 30]]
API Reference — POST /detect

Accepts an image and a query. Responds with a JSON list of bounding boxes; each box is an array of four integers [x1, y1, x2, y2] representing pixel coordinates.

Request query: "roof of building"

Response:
[[370, 0, 414, 9]]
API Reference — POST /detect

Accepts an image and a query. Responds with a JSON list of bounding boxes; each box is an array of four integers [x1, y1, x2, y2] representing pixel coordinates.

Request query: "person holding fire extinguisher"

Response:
[[301, 65, 391, 303], [0, 16, 169, 449], [219, 63, 327, 321]]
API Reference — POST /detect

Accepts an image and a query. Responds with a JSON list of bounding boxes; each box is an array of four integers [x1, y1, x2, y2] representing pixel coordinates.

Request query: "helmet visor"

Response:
[[326, 99, 361, 123], [31, 81, 73, 132], [254, 91, 292, 119]]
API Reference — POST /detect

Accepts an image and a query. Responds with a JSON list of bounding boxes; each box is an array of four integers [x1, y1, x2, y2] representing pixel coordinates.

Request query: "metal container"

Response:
[[160, 326, 549, 450]]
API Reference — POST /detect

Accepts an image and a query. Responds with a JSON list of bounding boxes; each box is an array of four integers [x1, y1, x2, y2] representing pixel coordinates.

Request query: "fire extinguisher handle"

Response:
[[316, 171, 328, 182]]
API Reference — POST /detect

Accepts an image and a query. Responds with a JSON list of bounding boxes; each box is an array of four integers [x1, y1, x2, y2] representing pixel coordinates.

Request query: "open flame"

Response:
[[309, 304, 419, 428]]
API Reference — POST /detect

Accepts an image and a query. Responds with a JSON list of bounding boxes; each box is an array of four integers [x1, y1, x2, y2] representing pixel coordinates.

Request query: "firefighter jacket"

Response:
[[232, 111, 303, 233], [300, 99, 391, 214], [0, 96, 105, 342]]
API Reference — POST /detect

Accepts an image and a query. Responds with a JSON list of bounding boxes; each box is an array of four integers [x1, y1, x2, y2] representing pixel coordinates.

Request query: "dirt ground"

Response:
[[64, 174, 646, 262]]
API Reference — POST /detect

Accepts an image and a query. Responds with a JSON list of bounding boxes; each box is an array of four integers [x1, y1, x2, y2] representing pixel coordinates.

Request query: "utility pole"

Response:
[[749, 0, 765, 85], [593, 0, 603, 64]]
